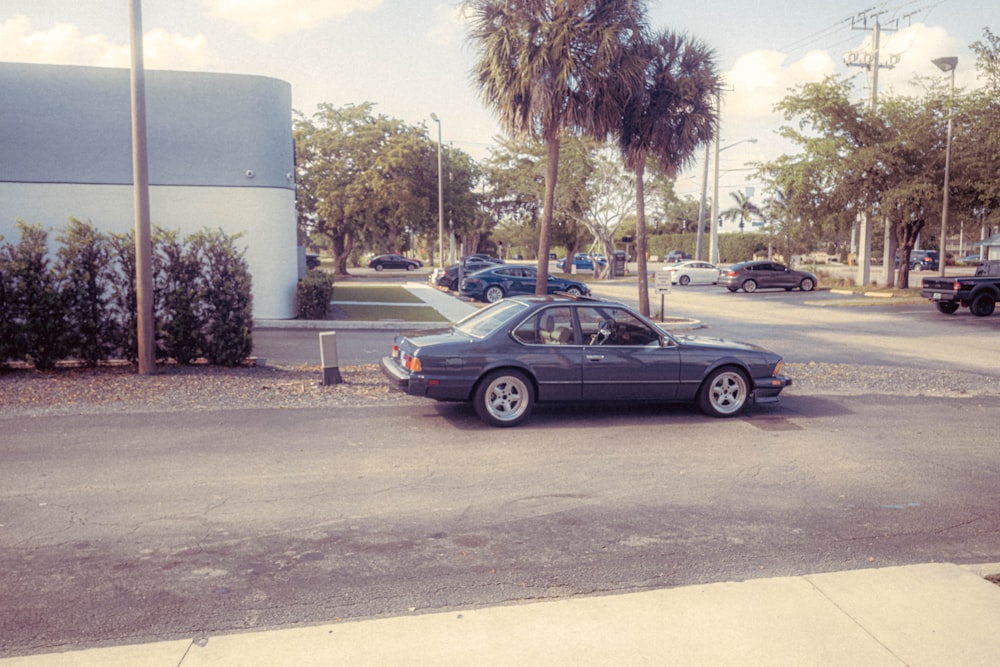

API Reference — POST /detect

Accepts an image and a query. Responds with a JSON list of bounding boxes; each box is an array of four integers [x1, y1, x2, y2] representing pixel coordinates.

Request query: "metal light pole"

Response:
[[430, 113, 444, 268], [129, 0, 155, 375], [932, 56, 958, 277], [708, 138, 756, 266]]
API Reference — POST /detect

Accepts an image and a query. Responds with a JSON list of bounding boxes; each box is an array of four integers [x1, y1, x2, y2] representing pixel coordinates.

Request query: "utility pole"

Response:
[[843, 9, 903, 286]]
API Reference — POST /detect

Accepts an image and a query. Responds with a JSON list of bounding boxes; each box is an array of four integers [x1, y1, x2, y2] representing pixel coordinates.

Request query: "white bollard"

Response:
[[319, 331, 343, 385]]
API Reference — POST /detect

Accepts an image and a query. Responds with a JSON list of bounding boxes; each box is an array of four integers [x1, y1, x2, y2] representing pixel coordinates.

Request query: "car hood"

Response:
[[674, 333, 772, 354]]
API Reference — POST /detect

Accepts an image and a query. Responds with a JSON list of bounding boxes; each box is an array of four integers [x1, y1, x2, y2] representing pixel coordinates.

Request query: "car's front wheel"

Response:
[[742, 280, 758, 293], [474, 370, 534, 427], [563, 286, 582, 296], [698, 366, 750, 418], [406, 264, 415, 271], [484, 285, 505, 303], [799, 277, 815, 291]]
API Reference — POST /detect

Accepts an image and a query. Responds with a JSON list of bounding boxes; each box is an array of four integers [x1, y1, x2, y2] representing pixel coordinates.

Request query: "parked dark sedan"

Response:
[[431, 255, 504, 291], [368, 254, 423, 271], [718, 261, 817, 293], [460, 265, 590, 303], [380, 295, 791, 427]]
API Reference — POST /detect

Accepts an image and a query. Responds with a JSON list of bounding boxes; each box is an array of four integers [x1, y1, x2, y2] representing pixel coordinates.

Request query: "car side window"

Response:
[[513, 307, 576, 345], [578, 307, 660, 346]]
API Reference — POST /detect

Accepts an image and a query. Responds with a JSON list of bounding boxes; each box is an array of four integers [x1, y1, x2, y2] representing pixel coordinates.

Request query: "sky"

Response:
[[2, 0, 996, 203]]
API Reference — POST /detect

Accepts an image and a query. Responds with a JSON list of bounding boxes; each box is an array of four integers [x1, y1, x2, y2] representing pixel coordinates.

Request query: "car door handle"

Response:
[[586, 354, 604, 361]]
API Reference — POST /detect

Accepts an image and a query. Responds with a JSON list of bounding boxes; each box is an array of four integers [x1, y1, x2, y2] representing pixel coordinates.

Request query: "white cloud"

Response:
[[0, 14, 209, 70], [426, 4, 470, 47], [204, 0, 383, 41]]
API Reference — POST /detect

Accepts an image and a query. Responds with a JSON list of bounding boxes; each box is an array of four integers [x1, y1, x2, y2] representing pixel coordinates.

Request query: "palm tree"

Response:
[[466, 0, 647, 294], [618, 29, 718, 315], [723, 190, 760, 233]]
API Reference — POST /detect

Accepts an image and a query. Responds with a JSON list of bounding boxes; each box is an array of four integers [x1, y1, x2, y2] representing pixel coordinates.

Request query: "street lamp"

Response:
[[708, 138, 757, 265], [430, 112, 444, 268], [932, 56, 958, 277]]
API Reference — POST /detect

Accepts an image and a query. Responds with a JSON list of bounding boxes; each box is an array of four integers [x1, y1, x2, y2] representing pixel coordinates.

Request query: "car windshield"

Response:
[[454, 300, 529, 338]]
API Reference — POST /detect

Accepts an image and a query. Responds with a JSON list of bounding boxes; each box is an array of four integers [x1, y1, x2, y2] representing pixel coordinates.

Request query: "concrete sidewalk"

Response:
[[4, 563, 999, 666]]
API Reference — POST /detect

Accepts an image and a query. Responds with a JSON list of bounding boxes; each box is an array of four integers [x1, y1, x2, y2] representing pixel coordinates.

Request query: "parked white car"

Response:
[[664, 260, 722, 286]]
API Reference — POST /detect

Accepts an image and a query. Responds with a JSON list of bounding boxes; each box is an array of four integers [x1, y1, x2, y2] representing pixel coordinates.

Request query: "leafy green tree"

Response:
[[466, 0, 647, 294], [619, 29, 718, 314], [294, 103, 439, 275], [954, 28, 1000, 242], [481, 135, 595, 266]]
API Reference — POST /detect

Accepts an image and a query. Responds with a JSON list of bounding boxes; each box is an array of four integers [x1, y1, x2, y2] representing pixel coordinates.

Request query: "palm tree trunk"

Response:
[[635, 155, 650, 316], [536, 136, 560, 295]]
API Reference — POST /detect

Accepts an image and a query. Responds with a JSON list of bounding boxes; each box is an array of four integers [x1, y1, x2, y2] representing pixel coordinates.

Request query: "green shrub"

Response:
[[2, 221, 69, 369], [155, 228, 205, 364], [0, 219, 256, 368], [297, 269, 334, 319], [56, 218, 119, 366], [191, 229, 253, 366]]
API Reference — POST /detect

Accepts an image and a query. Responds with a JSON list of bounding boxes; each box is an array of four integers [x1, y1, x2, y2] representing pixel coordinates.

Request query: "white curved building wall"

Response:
[[0, 63, 298, 319]]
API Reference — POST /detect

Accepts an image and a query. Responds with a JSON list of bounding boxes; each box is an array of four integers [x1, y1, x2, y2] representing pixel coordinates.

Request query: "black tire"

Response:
[[799, 277, 815, 291], [373, 264, 384, 271], [970, 292, 997, 317], [474, 370, 534, 427], [484, 285, 505, 303], [698, 366, 750, 418], [935, 301, 960, 315], [727, 287, 738, 292], [448, 279, 459, 291], [405, 264, 415, 271], [564, 286, 582, 297], [678, 275, 691, 286], [742, 280, 758, 293]]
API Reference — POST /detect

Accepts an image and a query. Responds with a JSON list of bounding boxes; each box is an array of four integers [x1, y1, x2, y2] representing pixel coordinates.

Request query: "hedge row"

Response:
[[0, 218, 253, 369]]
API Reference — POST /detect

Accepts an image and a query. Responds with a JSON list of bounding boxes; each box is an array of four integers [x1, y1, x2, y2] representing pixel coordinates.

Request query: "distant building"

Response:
[[0, 62, 297, 319]]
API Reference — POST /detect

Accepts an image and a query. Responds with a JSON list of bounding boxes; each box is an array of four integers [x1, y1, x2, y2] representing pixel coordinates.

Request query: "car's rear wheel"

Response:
[[936, 301, 960, 314], [373, 264, 384, 271], [484, 285, 505, 303], [448, 279, 459, 291], [742, 280, 758, 293], [970, 292, 997, 317], [474, 370, 534, 427], [698, 366, 750, 417], [678, 275, 691, 286], [799, 277, 815, 291]]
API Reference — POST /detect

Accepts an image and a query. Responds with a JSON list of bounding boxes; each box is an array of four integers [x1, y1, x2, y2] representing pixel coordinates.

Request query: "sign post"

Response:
[[654, 271, 672, 322]]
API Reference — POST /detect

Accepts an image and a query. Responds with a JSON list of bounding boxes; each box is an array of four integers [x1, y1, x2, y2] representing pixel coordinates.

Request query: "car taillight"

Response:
[[953, 281, 962, 291], [391, 343, 400, 359], [726, 270, 738, 277], [401, 352, 421, 372]]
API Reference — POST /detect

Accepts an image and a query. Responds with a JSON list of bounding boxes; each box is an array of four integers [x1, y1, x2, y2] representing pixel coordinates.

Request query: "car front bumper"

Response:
[[752, 375, 792, 403]]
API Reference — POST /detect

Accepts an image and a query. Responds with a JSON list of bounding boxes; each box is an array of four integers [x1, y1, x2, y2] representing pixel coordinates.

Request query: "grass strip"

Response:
[[336, 303, 447, 322], [333, 284, 423, 303]]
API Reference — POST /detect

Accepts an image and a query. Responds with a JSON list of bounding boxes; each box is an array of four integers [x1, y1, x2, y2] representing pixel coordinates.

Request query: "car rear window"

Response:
[[454, 300, 529, 338]]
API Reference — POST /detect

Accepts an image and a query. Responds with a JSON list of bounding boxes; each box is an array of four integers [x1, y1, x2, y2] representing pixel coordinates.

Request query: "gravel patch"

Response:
[[2, 361, 999, 419]]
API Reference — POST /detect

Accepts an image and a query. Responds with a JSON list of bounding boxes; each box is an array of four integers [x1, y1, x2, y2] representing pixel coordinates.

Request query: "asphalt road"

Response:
[[4, 273, 1000, 657]]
